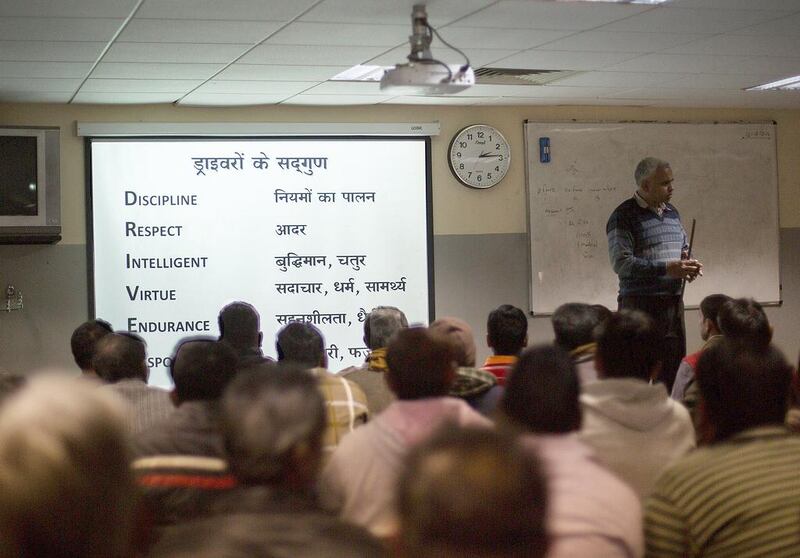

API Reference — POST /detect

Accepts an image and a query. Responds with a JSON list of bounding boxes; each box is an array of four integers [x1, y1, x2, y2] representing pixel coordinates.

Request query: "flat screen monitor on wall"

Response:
[[87, 135, 433, 388], [0, 127, 61, 243]]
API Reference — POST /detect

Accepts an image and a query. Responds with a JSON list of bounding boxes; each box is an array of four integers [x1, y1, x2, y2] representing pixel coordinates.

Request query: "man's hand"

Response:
[[666, 259, 703, 281]]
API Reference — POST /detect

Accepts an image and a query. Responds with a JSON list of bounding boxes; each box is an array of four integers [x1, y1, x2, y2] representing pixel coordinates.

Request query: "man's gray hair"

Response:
[[634, 157, 670, 188], [365, 306, 408, 349], [0, 374, 136, 558], [222, 364, 325, 484]]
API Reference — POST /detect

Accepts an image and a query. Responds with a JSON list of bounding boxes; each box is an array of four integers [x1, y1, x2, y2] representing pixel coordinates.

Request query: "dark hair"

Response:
[[501, 345, 580, 434], [699, 294, 732, 329], [92, 333, 148, 383], [487, 305, 528, 356], [276, 322, 324, 368], [169, 338, 238, 402], [551, 303, 602, 352], [591, 304, 613, 326], [595, 310, 660, 380], [218, 302, 260, 351], [222, 363, 325, 485], [0, 371, 25, 407], [717, 298, 771, 350], [386, 328, 456, 400], [70, 319, 113, 371], [696, 339, 792, 442], [364, 306, 408, 349], [397, 427, 549, 558]]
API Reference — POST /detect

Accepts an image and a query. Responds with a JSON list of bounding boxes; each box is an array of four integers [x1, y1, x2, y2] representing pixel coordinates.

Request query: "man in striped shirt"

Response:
[[644, 339, 800, 558], [606, 157, 703, 391]]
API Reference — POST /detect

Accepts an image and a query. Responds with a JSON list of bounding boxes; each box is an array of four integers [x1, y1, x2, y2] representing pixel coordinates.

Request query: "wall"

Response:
[[1, 102, 798, 373]]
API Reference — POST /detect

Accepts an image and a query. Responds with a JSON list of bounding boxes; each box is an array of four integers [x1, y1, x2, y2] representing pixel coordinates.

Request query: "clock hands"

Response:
[[478, 151, 501, 159]]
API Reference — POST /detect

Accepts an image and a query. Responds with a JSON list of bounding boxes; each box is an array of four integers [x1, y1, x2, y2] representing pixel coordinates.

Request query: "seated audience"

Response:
[[277, 322, 369, 456], [551, 302, 607, 384], [70, 318, 113, 377], [670, 294, 730, 403], [579, 310, 695, 499], [500, 345, 643, 558], [218, 301, 271, 367], [342, 306, 408, 414], [645, 340, 800, 557], [429, 316, 500, 416], [149, 365, 385, 558], [0, 375, 137, 558], [133, 337, 239, 527], [482, 304, 528, 386], [94, 332, 173, 434], [396, 427, 549, 558], [319, 327, 491, 537]]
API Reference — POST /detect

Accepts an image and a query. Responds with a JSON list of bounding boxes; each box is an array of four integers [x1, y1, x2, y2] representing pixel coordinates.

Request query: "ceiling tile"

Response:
[[539, 31, 710, 53], [136, 0, 319, 21], [0, 61, 92, 78], [0, 17, 123, 41], [431, 27, 573, 51], [240, 44, 386, 66], [453, 1, 650, 30], [216, 64, 348, 81], [0, 0, 138, 18], [300, 81, 395, 95], [381, 95, 486, 105], [712, 56, 800, 77], [0, 90, 73, 102], [367, 46, 519, 68], [490, 50, 640, 71], [667, 73, 783, 89], [0, 77, 80, 91], [72, 91, 183, 103], [733, 12, 800, 36], [300, 0, 496, 25], [553, 71, 679, 88], [91, 62, 224, 79], [178, 92, 292, 106], [604, 53, 741, 74], [104, 42, 250, 63], [670, 0, 800, 10], [79, 78, 203, 93], [281, 94, 390, 105], [0, 41, 105, 62], [265, 22, 409, 46], [119, 19, 284, 44], [599, 7, 790, 34], [666, 34, 800, 57], [192, 80, 313, 95]]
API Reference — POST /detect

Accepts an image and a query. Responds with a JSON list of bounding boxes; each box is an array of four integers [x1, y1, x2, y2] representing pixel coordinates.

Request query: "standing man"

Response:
[[606, 157, 702, 391]]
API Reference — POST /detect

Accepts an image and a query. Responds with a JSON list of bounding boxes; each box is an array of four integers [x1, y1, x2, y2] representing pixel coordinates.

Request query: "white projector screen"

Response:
[[89, 137, 433, 388]]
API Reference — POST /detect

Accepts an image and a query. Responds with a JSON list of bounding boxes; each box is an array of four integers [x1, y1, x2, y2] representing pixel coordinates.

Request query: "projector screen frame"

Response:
[[84, 134, 435, 368]]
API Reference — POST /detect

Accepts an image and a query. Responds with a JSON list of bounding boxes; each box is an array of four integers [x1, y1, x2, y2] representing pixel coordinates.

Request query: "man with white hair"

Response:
[[606, 157, 703, 391]]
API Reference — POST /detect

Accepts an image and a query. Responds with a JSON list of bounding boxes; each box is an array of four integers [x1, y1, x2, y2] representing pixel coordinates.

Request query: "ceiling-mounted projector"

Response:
[[380, 4, 474, 95]]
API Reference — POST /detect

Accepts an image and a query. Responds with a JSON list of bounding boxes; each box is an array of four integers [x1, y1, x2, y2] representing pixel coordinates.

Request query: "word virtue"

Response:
[[191, 153, 328, 176]]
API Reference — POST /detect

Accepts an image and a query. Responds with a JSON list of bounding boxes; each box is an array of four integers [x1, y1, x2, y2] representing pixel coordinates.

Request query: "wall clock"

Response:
[[447, 124, 511, 189]]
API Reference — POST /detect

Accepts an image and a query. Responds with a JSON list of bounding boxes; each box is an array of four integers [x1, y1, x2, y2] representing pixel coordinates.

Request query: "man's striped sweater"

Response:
[[606, 197, 688, 297]]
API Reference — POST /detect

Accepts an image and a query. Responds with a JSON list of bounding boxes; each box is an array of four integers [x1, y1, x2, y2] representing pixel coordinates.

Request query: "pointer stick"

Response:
[[680, 218, 697, 299]]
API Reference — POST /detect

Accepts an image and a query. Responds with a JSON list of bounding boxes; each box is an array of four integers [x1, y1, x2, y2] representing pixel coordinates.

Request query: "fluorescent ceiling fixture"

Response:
[[746, 75, 800, 91], [331, 65, 388, 82]]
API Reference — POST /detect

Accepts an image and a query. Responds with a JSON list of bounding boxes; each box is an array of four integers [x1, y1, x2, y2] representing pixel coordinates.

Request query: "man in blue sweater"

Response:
[[606, 157, 703, 391]]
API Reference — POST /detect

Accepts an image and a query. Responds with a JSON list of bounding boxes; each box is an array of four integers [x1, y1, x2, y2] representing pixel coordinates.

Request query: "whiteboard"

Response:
[[524, 122, 780, 315], [89, 137, 432, 387]]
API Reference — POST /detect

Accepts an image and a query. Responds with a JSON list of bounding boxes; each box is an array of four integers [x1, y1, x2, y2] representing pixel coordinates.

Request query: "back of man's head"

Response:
[[0, 375, 136, 558], [218, 301, 261, 352], [276, 322, 325, 368], [397, 427, 549, 558], [699, 294, 732, 331], [596, 310, 660, 381], [501, 345, 580, 434], [696, 339, 792, 442], [718, 298, 772, 350], [551, 303, 602, 352], [387, 328, 456, 400], [92, 333, 148, 383], [429, 317, 476, 368], [169, 338, 238, 403], [364, 306, 408, 350], [70, 319, 113, 372], [222, 363, 325, 487], [487, 305, 528, 356]]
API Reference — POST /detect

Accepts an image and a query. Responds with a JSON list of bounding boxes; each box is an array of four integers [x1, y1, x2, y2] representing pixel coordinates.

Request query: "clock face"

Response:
[[448, 124, 511, 189]]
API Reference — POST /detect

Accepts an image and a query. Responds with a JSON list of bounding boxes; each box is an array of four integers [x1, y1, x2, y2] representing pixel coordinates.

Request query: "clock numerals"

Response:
[[448, 125, 510, 189]]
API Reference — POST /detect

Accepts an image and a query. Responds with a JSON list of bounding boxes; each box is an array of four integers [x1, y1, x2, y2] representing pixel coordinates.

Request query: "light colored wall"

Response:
[[1, 102, 799, 244]]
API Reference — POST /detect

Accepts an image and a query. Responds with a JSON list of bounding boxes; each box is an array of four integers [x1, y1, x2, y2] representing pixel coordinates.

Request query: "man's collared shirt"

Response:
[[634, 190, 669, 217]]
